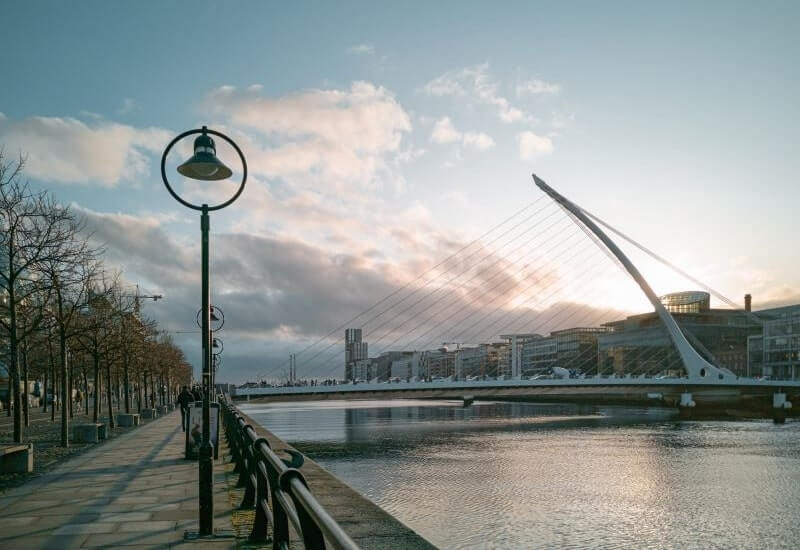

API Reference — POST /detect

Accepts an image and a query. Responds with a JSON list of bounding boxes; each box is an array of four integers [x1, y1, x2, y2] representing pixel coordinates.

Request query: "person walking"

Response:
[[176, 386, 193, 432]]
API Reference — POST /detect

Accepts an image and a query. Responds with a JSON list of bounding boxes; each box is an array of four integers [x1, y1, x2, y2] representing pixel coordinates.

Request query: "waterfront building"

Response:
[[420, 347, 456, 380], [390, 352, 422, 380], [483, 342, 507, 378], [747, 304, 800, 379], [499, 333, 540, 378], [599, 291, 765, 377], [351, 358, 374, 381], [522, 327, 611, 376], [344, 328, 368, 381], [454, 346, 485, 380]]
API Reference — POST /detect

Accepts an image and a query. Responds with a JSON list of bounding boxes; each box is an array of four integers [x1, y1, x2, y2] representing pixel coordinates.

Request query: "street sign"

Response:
[[185, 402, 220, 460]]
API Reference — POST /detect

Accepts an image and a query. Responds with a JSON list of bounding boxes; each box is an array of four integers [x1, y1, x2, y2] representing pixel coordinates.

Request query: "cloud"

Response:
[[517, 131, 553, 159], [118, 97, 137, 114], [0, 115, 171, 186], [430, 117, 461, 144], [422, 63, 524, 123], [77, 198, 614, 382], [204, 82, 412, 187], [430, 117, 495, 151], [516, 79, 561, 96], [462, 132, 495, 151], [347, 43, 375, 55]]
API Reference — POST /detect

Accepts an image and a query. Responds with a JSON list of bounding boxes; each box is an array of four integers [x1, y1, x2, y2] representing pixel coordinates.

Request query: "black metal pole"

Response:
[[199, 205, 214, 535]]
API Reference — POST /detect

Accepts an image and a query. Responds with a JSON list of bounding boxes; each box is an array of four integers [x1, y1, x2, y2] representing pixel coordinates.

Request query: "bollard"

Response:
[[679, 392, 695, 419], [772, 392, 792, 424]]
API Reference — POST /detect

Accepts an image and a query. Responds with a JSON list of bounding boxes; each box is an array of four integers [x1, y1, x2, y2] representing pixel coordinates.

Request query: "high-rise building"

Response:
[[345, 328, 368, 381]]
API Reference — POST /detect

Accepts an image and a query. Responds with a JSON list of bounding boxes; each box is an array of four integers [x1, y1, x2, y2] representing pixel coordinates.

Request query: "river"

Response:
[[241, 399, 800, 549]]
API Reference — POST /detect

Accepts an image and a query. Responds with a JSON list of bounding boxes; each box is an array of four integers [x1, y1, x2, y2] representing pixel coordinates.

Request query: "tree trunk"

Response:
[[5, 376, 11, 417], [114, 370, 120, 411], [68, 363, 74, 419], [105, 362, 115, 429], [9, 319, 22, 442], [49, 335, 56, 422], [92, 355, 100, 423], [22, 341, 29, 428], [51, 360, 56, 422], [143, 372, 149, 410], [124, 361, 131, 413], [83, 368, 89, 416], [42, 370, 48, 413], [60, 332, 69, 448]]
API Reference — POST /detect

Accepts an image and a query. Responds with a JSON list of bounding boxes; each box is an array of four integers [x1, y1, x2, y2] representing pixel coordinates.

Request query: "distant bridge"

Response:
[[235, 375, 800, 414], [248, 176, 796, 421]]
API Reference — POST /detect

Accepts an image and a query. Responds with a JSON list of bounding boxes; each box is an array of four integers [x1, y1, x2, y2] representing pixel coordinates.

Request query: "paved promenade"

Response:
[[0, 411, 237, 549]]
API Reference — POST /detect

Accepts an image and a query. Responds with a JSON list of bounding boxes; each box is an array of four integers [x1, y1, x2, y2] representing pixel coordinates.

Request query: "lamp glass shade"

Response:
[[177, 134, 233, 181]]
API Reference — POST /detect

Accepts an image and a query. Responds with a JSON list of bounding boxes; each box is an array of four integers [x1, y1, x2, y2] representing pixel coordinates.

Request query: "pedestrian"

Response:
[[191, 386, 202, 402], [176, 386, 193, 432], [74, 389, 83, 412]]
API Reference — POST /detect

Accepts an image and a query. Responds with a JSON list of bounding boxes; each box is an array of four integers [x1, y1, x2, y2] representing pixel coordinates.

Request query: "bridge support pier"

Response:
[[679, 392, 695, 420], [772, 392, 792, 424]]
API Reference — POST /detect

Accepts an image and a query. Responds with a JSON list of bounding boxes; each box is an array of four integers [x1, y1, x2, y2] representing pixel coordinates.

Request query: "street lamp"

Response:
[[161, 126, 246, 536]]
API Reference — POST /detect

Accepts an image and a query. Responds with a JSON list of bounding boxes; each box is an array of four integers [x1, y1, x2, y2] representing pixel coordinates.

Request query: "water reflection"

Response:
[[242, 400, 800, 549]]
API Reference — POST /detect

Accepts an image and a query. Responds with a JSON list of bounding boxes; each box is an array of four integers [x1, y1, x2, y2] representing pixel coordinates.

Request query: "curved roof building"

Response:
[[659, 291, 710, 313]]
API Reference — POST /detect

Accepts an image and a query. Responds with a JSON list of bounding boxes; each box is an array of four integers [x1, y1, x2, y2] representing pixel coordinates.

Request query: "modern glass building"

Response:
[[746, 305, 800, 380], [522, 327, 611, 376], [598, 292, 762, 377]]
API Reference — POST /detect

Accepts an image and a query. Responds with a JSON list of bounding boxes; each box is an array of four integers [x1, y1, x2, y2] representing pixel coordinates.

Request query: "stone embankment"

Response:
[[234, 406, 438, 549]]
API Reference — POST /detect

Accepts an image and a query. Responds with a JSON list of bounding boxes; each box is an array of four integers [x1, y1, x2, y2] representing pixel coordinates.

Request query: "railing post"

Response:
[[240, 432, 256, 508], [270, 460, 290, 550], [280, 469, 326, 550], [237, 424, 253, 489], [249, 438, 271, 544]]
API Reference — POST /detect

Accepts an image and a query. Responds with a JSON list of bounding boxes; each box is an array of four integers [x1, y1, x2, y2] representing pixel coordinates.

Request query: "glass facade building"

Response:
[[598, 291, 762, 377], [747, 306, 800, 380], [522, 327, 611, 376]]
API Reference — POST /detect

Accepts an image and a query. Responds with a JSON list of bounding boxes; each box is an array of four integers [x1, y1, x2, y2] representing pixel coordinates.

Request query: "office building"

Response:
[[344, 328, 368, 381]]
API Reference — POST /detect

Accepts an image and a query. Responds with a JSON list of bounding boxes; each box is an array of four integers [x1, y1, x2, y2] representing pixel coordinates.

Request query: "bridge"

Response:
[[245, 175, 797, 421]]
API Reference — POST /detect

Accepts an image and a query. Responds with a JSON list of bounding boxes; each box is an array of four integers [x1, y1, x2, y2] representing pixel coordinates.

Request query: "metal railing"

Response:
[[221, 399, 360, 550]]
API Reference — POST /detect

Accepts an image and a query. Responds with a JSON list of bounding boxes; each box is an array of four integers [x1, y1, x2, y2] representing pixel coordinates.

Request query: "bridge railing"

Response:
[[220, 399, 359, 550]]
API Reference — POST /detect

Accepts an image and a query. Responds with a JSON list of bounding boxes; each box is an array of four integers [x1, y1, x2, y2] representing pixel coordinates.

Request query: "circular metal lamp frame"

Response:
[[161, 127, 247, 211], [212, 337, 224, 356], [196, 305, 225, 332]]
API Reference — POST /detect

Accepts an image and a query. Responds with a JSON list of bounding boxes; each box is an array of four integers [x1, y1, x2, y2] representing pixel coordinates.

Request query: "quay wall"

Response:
[[234, 406, 438, 550]]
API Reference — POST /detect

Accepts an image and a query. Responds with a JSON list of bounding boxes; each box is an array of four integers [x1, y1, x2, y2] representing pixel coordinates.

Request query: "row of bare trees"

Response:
[[1, 151, 192, 446]]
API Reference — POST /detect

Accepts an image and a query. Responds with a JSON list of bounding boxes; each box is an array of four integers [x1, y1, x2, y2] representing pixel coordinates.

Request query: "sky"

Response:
[[1, 1, 798, 383]]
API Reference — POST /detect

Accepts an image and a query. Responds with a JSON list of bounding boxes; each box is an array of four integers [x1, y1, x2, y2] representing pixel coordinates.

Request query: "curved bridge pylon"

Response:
[[532, 174, 736, 384]]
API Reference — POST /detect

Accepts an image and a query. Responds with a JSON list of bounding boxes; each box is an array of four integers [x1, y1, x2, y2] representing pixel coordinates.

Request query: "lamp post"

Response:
[[161, 126, 246, 536], [212, 337, 223, 391]]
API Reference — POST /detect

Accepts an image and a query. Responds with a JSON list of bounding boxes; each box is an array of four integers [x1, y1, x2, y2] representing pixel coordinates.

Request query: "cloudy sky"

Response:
[[1, 1, 798, 383]]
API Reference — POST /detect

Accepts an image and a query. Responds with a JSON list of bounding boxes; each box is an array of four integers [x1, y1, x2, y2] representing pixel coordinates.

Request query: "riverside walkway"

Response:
[[0, 411, 236, 549]]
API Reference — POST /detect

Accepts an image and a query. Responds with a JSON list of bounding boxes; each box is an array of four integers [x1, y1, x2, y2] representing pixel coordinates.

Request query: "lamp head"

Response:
[[177, 127, 233, 181]]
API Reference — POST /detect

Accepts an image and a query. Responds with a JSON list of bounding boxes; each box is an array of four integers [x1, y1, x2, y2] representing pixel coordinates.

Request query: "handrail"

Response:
[[220, 398, 360, 550]]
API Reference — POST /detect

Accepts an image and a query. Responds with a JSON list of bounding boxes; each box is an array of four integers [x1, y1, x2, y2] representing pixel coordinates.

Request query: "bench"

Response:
[[157, 405, 169, 415], [73, 423, 107, 443], [0, 443, 34, 473], [116, 413, 141, 427], [140, 408, 158, 419]]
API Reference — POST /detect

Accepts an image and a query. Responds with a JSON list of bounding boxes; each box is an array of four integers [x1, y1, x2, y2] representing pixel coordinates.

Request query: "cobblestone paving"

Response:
[[0, 411, 238, 549], [1, 405, 159, 493]]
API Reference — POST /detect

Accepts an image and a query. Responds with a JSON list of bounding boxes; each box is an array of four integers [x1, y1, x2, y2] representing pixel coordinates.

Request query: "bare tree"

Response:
[[0, 152, 74, 443], [39, 222, 101, 447]]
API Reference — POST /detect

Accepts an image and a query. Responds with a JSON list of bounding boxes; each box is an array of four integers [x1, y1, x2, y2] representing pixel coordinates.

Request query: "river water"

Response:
[[241, 400, 800, 549]]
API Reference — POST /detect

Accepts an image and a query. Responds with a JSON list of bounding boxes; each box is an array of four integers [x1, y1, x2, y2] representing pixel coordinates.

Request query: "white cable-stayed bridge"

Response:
[[239, 175, 798, 420]]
